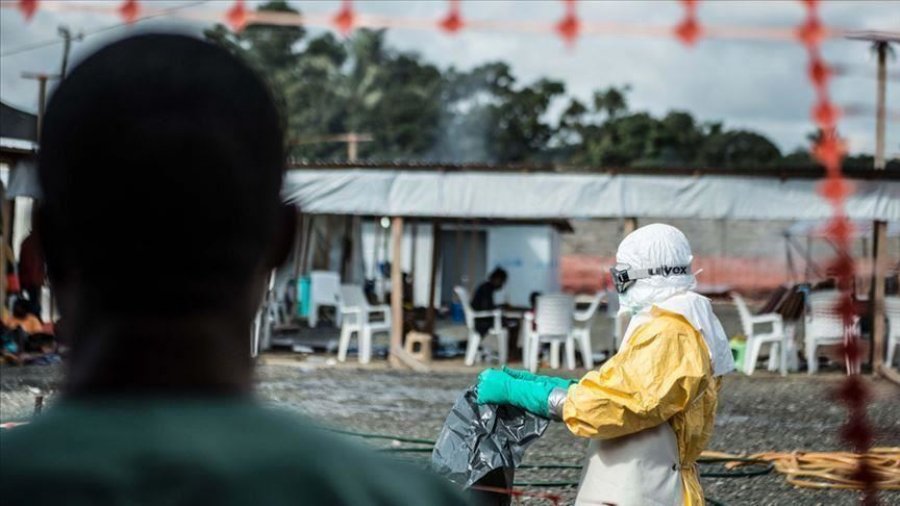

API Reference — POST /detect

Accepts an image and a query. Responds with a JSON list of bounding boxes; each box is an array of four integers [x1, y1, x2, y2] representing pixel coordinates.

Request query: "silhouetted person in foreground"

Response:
[[0, 34, 464, 506]]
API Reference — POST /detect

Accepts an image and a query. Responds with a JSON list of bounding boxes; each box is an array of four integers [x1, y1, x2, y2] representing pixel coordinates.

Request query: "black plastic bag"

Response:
[[431, 386, 550, 505]]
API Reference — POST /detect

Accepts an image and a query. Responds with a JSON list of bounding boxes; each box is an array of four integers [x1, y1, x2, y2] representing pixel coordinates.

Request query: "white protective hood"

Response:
[[617, 224, 735, 376]]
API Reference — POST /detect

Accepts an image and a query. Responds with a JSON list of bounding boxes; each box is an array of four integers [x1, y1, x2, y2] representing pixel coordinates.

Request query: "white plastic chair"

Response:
[[883, 296, 900, 367], [569, 292, 603, 369], [337, 284, 391, 364], [455, 286, 508, 366], [308, 271, 342, 328], [805, 290, 859, 374], [731, 292, 788, 376], [527, 294, 575, 373]]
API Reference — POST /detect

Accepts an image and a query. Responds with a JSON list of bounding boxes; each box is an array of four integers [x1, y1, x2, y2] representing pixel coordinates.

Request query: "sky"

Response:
[[1, 0, 897, 157]]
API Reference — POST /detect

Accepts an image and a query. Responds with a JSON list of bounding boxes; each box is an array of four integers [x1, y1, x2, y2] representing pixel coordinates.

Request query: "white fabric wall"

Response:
[[487, 226, 560, 307], [13, 197, 33, 257], [359, 221, 562, 307], [361, 219, 439, 307]]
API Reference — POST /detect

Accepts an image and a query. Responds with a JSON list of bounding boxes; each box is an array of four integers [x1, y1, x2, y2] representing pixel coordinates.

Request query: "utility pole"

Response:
[[21, 72, 60, 139], [846, 31, 897, 381], [57, 26, 83, 79], [871, 39, 890, 376], [345, 132, 372, 162], [4, 73, 58, 316], [16, 72, 60, 324], [291, 132, 373, 161]]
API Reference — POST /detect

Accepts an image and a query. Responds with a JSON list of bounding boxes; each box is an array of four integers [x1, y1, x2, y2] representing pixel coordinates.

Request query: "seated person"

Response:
[[3, 299, 42, 335], [0, 34, 464, 506], [470, 268, 509, 336]]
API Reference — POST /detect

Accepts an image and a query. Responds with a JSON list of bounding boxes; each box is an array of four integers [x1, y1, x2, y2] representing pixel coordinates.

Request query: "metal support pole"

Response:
[[389, 217, 404, 368], [0, 184, 7, 313], [425, 221, 441, 334], [871, 41, 889, 374]]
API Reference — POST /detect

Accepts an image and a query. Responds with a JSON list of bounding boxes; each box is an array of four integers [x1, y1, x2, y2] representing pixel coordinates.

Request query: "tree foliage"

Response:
[[205, 2, 893, 169]]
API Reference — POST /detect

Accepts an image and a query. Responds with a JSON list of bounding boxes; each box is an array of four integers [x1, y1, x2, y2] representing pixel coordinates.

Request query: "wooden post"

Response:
[[804, 235, 813, 283], [467, 221, 477, 291], [389, 216, 404, 368], [454, 225, 463, 296], [872, 221, 887, 372], [321, 216, 333, 271], [871, 41, 889, 375], [426, 221, 441, 334], [291, 212, 305, 281], [340, 215, 353, 280], [623, 217, 637, 236], [299, 215, 314, 276], [410, 220, 418, 286]]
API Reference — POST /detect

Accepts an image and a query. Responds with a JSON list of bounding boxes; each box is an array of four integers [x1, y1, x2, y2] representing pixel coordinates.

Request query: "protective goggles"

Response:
[[609, 263, 691, 294]]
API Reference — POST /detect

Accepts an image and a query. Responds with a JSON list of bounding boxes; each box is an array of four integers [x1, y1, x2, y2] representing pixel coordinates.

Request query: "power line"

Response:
[[0, 1, 210, 59]]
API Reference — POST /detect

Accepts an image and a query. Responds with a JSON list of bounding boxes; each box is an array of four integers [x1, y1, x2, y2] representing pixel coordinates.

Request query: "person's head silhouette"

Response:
[[37, 34, 294, 395]]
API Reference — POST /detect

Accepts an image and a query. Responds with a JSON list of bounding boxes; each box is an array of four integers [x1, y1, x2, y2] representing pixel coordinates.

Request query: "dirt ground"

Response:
[[2, 358, 898, 505]]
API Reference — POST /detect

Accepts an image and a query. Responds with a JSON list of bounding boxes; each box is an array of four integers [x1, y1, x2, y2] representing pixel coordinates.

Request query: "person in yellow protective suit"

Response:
[[477, 223, 734, 506]]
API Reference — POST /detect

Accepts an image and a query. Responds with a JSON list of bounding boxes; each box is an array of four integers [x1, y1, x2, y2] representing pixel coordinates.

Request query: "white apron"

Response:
[[574, 422, 683, 506]]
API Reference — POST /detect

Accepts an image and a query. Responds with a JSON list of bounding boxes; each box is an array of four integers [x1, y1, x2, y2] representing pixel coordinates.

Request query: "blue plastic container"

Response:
[[297, 276, 311, 317], [450, 302, 465, 323]]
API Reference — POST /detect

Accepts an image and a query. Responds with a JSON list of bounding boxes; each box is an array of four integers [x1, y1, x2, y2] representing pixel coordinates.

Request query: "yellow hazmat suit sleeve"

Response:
[[562, 309, 711, 439]]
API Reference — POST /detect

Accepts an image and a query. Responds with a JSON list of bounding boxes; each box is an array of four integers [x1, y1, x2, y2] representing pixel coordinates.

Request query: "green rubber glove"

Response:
[[476, 368, 554, 418], [501, 366, 576, 391]]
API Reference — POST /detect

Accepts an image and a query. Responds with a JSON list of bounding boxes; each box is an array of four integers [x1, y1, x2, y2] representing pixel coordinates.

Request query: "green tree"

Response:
[[204, 0, 304, 118], [207, 11, 443, 160], [204, 3, 872, 170], [696, 130, 782, 168]]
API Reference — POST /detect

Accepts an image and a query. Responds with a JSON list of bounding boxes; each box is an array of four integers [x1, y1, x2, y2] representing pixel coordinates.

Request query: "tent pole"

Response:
[[872, 221, 887, 374], [371, 219, 380, 282], [291, 211, 305, 281], [804, 235, 813, 283], [389, 217, 404, 368], [299, 215, 314, 276], [340, 215, 352, 280], [467, 220, 478, 292], [426, 221, 441, 334], [454, 224, 463, 295], [410, 220, 418, 301], [784, 233, 797, 284], [321, 216, 333, 272], [0, 183, 7, 314]]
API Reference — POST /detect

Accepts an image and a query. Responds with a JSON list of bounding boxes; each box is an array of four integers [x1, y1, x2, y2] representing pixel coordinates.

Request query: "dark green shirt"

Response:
[[0, 398, 466, 506]]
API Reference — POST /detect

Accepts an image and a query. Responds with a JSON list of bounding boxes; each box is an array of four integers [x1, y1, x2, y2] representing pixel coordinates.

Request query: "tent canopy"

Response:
[[283, 168, 900, 222]]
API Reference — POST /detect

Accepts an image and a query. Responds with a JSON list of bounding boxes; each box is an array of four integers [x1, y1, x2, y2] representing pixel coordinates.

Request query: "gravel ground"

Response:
[[2, 359, 898, 505]]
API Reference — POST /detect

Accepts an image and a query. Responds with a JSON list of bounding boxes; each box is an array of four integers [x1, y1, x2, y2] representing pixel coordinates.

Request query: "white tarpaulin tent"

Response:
[[282, 169, 900, 221]]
